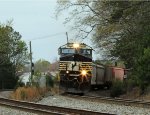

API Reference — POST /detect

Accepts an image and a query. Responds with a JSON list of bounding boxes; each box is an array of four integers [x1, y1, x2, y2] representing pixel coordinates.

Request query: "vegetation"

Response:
[[56, 1, 150, 92], [49, 61, 59, 72], [110, 80, 125, 97], [0, 22, 29, 89], [11, 71, 60, 101], [34, 59, 50, 73], [11, 87, 48, 101], [46, 74, 54, 87]]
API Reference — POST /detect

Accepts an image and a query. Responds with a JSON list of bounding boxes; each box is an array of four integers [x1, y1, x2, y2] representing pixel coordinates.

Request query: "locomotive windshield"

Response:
[[80, 49, 91, 55], [61, 48, 75, 54], [59, 48, 92, 58]]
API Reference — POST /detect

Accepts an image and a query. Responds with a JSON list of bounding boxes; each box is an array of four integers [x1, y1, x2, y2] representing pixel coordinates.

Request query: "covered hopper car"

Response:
[[91, 64, 128, 89]]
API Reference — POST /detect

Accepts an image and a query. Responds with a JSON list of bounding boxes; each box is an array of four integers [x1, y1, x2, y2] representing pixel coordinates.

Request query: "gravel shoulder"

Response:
[[0, 106, 37, 115], [0, 91, 150, 115], [38, 95, 150, 115]]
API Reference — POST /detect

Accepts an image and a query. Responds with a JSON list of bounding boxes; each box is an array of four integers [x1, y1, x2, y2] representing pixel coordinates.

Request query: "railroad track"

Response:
[[0, 89, 14, 91], [63, 94, 150, 108], [0, 97, 114, 115]]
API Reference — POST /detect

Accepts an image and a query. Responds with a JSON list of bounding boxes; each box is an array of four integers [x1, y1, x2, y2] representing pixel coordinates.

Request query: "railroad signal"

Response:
[[31, 63, 34, 75]]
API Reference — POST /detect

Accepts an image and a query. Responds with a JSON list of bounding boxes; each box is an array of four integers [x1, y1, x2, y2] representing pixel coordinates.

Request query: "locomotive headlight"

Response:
[[81, 70, 87, 76], [66, 70, 69, 74], [73, 43, 80, 48]]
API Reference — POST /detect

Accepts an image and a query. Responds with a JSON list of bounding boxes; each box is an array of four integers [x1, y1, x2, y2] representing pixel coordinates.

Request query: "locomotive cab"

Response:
[[58, 43, 93, 93], [58, 43, 92, 58]]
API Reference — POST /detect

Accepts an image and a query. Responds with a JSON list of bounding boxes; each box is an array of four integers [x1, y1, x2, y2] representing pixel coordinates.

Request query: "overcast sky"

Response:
[[0, 0, 96, 62]]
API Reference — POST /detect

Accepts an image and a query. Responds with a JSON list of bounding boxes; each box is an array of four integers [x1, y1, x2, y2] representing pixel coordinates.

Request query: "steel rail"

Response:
[[64, 94, 150, 108], [0, 89, 14, 91], [0, 97, 115, 115]]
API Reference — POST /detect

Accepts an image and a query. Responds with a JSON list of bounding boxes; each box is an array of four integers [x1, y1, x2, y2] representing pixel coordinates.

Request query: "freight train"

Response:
[[58, 42, 128, 93], [91, 64, 128, 89]]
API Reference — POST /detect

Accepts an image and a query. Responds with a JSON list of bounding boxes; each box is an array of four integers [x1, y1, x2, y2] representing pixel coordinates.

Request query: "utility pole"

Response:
[[66, 32, 69, 43], [29, 41, 33, 85]]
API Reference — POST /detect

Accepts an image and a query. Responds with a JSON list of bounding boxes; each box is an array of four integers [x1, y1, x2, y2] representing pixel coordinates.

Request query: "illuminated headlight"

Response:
[[73, 43, 79, 48], [66, 71, 69, 74], [81, 70, 87, 76]]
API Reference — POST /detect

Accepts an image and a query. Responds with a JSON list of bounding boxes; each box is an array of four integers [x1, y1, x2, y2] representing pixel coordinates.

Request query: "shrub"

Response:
[[11, 87, 49, 101], [144, 85, 150, 95], [126, 78, 138, 91], [15, 80, 25, 88], [134, 48, 150, 93], [110, 80, 125, 97], [46, 74, 54, 87], [50, 86, 59, 95]]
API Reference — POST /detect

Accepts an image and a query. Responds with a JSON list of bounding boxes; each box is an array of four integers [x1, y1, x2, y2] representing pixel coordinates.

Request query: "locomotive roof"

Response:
[[59, 43, 93, 49]]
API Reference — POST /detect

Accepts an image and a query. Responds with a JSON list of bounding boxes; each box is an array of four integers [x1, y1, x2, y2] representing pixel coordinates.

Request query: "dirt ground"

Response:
[[86, 89, 111, 97], [120, 87, 150, 101], [0, 91, 13, 98]]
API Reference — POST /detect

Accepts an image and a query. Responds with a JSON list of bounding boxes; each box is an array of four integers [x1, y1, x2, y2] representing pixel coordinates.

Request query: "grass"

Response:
[[10, 84, 60, 101], [11, 87, 49, 101], [50, 85, 59, 95]]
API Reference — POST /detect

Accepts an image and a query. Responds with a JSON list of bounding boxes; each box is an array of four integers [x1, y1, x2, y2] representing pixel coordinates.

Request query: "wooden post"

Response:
[[66, 32, 69, 43], [29, 41, 32, 85]]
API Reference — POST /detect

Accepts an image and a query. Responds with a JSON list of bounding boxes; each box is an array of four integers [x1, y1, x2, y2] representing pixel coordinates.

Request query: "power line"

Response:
[[26, 32, 66, 41]]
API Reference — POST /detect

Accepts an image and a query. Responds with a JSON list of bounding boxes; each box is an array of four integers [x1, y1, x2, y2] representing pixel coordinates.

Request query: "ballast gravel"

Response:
[[37, 95, 150, 115], [0, 95, 150, 115], [0, 106, 37, 115]]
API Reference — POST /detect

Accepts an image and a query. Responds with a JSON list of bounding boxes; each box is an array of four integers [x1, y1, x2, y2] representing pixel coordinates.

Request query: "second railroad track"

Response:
[[63, 93, 150, 108]]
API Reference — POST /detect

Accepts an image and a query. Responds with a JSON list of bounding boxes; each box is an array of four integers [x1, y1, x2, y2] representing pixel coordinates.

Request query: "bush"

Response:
[[11, 87, 48, 101], [126, 78, 138, 92], [134, 48, 150, 93], [46, 74, 54, 87], [110, 80, 125, 97], [145, 85, 150, 94], [15, 80, 25, 88]]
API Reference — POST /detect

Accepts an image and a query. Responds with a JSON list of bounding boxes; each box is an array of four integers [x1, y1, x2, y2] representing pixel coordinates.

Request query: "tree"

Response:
[[34, 59, 50, 73], [56, 0, 101, 39], [135, 48, 150, 92], [56, 1, 149, 64], [49, 60, 59, 72], [0, 22, 29, 88], [56, 0, 124, 58]]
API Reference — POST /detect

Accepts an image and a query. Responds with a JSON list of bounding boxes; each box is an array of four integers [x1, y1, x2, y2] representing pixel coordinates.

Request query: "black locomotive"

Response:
[[58, 43, 93, 93]]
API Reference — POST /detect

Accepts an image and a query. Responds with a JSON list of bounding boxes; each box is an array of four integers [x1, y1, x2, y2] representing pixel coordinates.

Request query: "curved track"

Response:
[[63, 94, 150, 108], [0, 97, 115, 115]]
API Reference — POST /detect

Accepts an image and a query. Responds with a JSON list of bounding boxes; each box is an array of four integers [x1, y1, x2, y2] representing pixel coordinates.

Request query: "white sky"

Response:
[[0, 0, 96, 62]]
